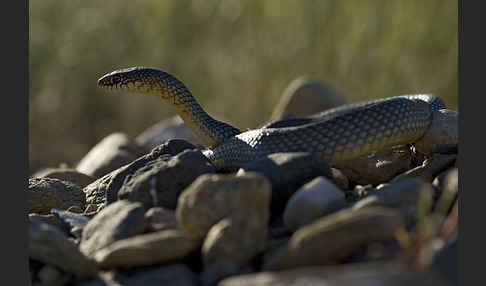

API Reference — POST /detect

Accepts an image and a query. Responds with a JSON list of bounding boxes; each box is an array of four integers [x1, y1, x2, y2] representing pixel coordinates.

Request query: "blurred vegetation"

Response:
[[29, 0, 457, 175]]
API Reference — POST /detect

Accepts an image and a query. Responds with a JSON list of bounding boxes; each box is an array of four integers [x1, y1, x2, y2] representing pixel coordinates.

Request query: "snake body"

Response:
[[98, 67, 444, 169]]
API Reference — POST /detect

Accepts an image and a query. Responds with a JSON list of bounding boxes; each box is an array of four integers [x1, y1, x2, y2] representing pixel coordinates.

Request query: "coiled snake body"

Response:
[[98, 67, 445, 169]]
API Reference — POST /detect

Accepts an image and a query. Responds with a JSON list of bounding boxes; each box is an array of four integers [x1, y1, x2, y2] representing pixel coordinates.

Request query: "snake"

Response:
[[98, 67, 445, 170]]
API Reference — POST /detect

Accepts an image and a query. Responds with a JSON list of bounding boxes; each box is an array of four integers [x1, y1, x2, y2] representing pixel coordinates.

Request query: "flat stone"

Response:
[[283, 177, 347, 231], [177, 172, 271, 237], [28, 178, 85, 214], [76, 132, 149, 178], [239, 152, 333, 218], [335, 145, 413, 186], [94, 230, 201, 268], [29, 220, 97, 279], [80, 200, 147, 257], [264, 207, 404, 270]]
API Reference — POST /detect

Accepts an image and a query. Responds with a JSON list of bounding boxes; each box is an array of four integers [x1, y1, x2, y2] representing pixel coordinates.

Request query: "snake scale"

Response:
[[98, 67, 445, 169]]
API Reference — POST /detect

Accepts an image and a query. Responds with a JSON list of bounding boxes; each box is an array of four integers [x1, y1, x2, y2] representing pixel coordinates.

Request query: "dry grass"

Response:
[[29, 0, 457, 174]]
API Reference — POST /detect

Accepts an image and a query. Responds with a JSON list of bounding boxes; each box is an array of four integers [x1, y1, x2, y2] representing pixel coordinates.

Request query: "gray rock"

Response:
[[83, 139, 199, 207], [31, 168, 96, 188], [29, 220, 97, 279], [283, 177, 347, 231], [432, 235, 457, 285], [434, 168, 459, 217], [352, 178, 434, 210], [202, 209, 269, 268], [239, 152, 333, 218], [117, 149, 215, 209], [176, 172, 271, 237], [28, 213, 69, 234], [144, 207, 178, 232], [136, 116, 201, 149], [94, 230, 201, 268], [28, 178, 85, 214], [335, 145, 413, 186], [264, 207, 404, 270], [330, 168, 349, 191], [76, 132, 149, 178], [50, 209, 90, 239], [80, 200, 147, 257], [433, 167, 458, 193], [415, 109, 458, 155], [201, 260, 253, 286], [391, 154, 457, 183], [36, 265, 67, 286], [270, 77, 345, 122], [220, 262, 452, 286]]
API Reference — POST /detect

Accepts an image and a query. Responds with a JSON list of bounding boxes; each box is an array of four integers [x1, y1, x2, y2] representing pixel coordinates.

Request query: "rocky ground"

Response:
[[28, 79, 458, 286]]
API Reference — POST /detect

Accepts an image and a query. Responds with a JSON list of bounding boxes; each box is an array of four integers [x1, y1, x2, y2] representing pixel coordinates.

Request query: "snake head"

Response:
[[97, 66, 176, 96]]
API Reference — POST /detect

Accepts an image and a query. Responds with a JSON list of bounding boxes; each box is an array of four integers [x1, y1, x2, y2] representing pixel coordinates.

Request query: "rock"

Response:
[[84, 204, 99, 214], [28, 178, 85, 214], [415, 109, 458, 155], [331, 168, 349, 191], [117, 149, 215, 209], [29, 220, 97, 278], [432, 235, 457, 285], [36, 265, 66, 286], [28, 213, 68, 234], [80, 200, 147, 257], [83, 139, 200, 207], [264, 207, 404, 270], [94, 230, 201, 268], [352, 178, 434, 210], [31, 168, 96, 188], [391, 154, 457, 183], [50, 209, 90, 239], [270, 77, 345, 121], [220, 262, 452, 286], [335, 145, 413, 186], [80, 264, 199, 286], [201, 260, 253, 286], [67, 205, 84, 213], [433, 167, 458, 193], [177, 172, 271, 237], [283, 177, 347, 231], [76, 132, 148, 178], [239, 152, 333, 218], [202, 209, 268, 267], [136, 116, 201, 149], [144, 207, 178, 232], [434, 168, 459, 217]]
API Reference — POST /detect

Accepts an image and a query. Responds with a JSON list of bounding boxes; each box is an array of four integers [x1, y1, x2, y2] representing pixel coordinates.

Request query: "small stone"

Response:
[[67, 205, 83, 213], [201, 260, 252, 286], [176, 172, 271, 237], [50, 209, 90, 239], [84, 204, 98, 214], [136, 116, 201, 149], [117, 149, 215, 209], [283, 177, 347, 231], [29, 220, 97, 278], [239, 152, 333, 218], [335, 145, 413, 186], [28, 213, 68, 234], [392, 154, 457, 183], [37, 265, 62, 286], [144, 207, 178, 232], [331, 168, 349, 191], [94, 230, 201, 268], [202, 209, 268, 268], [264, 207, 404, 270], [28, 178, 85, 214], [80, 200, 147, 257], [76, 132, 149, 178], [415, 109, 458, 155]]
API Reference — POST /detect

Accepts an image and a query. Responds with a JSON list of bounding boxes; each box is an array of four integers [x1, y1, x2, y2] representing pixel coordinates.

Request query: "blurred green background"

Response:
[[29, 0, 458, 175]]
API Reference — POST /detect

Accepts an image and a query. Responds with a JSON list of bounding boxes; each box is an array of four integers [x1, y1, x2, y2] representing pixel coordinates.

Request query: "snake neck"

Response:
[[98, 67, 241, 148]]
